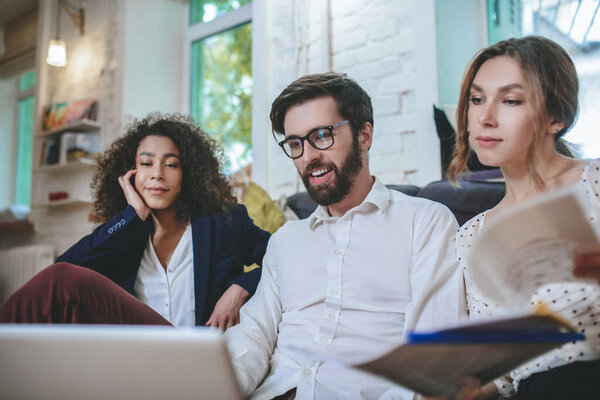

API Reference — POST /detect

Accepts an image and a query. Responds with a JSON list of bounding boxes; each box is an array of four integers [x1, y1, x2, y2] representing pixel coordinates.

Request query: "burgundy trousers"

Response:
[[0, 262, 171, 325]]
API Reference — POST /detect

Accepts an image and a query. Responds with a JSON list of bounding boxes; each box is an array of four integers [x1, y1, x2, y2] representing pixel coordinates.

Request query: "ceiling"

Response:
[[0, 0, 38, 27]]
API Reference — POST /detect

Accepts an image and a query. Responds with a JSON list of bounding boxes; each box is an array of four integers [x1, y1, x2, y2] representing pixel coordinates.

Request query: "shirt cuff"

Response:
[[494, 376, 516, 398]]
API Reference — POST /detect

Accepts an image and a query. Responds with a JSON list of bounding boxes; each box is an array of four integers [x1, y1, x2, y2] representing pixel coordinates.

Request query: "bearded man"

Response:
[[225, 72, 466, 400]]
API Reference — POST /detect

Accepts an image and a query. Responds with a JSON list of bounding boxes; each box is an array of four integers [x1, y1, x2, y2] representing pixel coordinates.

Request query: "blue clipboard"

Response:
[[408, 330, 585, 344]]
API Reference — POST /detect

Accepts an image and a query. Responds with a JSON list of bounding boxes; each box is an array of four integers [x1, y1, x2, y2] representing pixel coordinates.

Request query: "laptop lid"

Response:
[[0, 324, 243, 400]]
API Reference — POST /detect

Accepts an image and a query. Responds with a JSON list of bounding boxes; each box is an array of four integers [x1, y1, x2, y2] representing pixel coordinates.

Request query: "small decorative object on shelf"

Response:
[[59, 133, 101, 164], [49, 191, 69, 202]]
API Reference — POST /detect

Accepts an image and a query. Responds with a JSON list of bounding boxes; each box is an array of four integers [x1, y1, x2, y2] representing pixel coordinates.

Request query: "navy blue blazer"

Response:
[[57, 204, 270, 325]]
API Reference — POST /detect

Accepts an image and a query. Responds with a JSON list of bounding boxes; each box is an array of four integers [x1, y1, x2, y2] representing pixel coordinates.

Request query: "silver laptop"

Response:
[[0, 324, 243, 400]]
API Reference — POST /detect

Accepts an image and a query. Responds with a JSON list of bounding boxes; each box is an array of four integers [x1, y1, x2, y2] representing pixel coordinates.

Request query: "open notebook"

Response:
[[0, 324, 242, 400], [469, 184, 600, 309]]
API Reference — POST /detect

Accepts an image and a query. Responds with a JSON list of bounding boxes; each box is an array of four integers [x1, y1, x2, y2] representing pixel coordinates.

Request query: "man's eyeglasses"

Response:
[[278, 120, 350, 159]]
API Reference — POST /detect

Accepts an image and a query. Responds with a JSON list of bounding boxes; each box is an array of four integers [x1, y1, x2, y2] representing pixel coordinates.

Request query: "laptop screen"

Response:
[[0, 324, 242, 400]]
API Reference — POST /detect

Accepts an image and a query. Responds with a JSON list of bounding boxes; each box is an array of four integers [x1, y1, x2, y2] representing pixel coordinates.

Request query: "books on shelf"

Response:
[[39, 138, 60, 166], [351, 185, 599, 397], [41, 99, 97, 132], [39, 132, 101, 167]]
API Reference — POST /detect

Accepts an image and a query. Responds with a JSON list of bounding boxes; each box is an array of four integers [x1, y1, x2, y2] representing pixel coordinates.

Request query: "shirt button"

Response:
[[328, 313, 335, 320], [319, 336, 328, 344], [334, 249, 342, 256], [303, 368, 311, 376], [329, 289, 338, 296]]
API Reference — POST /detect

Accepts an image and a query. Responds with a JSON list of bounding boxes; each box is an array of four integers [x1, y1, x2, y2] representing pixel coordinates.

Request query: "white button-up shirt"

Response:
[[225, 178, 467, 399], [134, 225, 195, 327]]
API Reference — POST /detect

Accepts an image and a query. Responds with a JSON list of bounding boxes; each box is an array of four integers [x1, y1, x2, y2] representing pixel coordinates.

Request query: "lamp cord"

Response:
[[54, 0, 60, 40]]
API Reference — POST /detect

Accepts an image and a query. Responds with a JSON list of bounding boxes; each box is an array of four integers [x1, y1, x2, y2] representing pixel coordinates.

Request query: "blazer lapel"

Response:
[[191, 215, 212, 325]]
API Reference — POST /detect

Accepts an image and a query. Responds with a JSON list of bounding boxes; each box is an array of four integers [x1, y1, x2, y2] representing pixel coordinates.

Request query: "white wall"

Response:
[[435, 0, 487, 109], [120, 0, 185, 122]]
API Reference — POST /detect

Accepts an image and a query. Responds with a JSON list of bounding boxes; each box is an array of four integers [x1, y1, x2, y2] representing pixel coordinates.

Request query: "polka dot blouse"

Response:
[[455, 159, 600, 397]]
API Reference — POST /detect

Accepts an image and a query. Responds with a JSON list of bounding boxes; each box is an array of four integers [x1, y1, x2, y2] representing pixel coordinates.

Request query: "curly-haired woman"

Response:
[[0, 114, 270, 330]]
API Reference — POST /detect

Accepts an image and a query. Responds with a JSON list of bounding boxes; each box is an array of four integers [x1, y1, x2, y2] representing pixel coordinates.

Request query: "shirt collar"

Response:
[[308, 177, 391, 230]]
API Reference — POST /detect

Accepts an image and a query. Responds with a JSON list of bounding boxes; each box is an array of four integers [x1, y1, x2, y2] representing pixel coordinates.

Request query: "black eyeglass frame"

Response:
[[278, 120, 350, 159]]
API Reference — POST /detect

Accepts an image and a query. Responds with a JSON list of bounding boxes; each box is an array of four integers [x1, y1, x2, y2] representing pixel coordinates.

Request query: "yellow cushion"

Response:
[[241, 181, 286, 272], [242, 181, 286, 234]]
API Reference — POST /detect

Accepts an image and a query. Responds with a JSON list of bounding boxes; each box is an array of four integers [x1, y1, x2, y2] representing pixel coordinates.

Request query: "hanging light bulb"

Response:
[[46, 39, 67, 67], [45, 1, 85, 67]]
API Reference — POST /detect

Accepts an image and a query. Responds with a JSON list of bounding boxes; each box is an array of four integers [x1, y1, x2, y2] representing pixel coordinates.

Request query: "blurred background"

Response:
[[0, 0, 598, 256]]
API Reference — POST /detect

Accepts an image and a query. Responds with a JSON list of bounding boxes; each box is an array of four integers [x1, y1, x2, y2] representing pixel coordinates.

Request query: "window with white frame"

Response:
[[187, 0, 253, 173]]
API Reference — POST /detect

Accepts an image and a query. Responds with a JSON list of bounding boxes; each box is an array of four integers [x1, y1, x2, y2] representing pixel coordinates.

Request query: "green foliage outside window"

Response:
[[190, 22, 253, 170], [190, 0, 252, 25]]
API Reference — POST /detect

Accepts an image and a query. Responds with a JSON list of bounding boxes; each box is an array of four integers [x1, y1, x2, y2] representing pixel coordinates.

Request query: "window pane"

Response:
[[19, 71, 35, 92], [15, 95, 34, 205], [190, 22, 252, 171], [487, 0, 523, 44], [488, 0, 600, 159], [190, 0, 252, 25]]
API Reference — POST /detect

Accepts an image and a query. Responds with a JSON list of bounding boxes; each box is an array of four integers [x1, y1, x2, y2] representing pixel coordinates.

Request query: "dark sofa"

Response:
[[286, 180, 506, 226]]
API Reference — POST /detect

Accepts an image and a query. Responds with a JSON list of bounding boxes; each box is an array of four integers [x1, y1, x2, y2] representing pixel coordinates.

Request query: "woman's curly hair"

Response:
[[91, 113, 236, 224]]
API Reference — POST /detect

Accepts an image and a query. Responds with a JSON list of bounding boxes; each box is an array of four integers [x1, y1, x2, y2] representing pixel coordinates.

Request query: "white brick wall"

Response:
[[262, 0, 440, 198]]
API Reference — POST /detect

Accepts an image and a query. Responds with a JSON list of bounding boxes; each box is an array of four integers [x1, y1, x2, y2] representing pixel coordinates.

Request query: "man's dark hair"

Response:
[[270, 72, 373, 139], [91, 113, 236, 225]]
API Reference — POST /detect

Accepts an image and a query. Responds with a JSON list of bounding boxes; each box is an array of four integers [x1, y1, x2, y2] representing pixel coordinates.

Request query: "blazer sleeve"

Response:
[[56, 205, 150, 269], [228, 204, 270, 296]]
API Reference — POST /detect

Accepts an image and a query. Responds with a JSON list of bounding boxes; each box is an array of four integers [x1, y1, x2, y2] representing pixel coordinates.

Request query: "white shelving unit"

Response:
[[33, 158, 97, 173], [32, 197, 94, 208], [37, 119, 102, 139], [32, 120, 101, 210]]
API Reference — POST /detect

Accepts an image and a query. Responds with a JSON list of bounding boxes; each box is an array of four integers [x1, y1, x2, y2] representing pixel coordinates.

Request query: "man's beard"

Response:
[[300, 137, 363, 206]]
